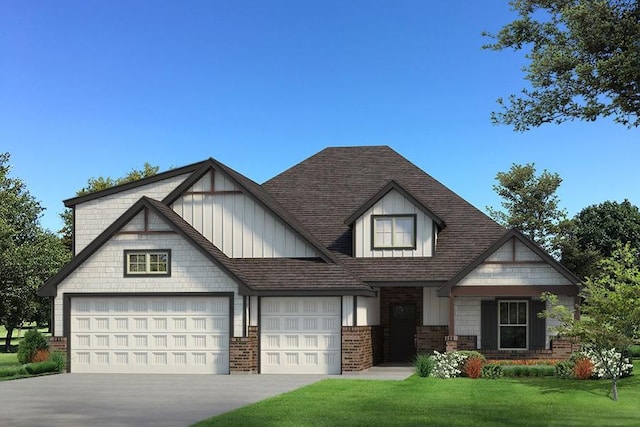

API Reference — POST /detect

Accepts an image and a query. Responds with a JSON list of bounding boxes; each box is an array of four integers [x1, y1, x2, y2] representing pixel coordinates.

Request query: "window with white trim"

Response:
[[371, 215, 416, 249], [124, 250, 171, 276], [498, 300, 528, 349]]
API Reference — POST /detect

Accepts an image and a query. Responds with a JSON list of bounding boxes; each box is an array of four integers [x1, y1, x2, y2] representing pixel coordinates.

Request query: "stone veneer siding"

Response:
[[342, 326, 383, 372], [229, 326, 258, 373]]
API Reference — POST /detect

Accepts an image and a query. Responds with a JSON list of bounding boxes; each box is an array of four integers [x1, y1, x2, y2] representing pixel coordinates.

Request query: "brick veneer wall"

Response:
[[49, 336, 68, 372], [342, 326, 383, 372], [380, 287, 422, 362], [229, 326, 258, 373], [446, 335, 580, 360], [416, 326, 448, 354]]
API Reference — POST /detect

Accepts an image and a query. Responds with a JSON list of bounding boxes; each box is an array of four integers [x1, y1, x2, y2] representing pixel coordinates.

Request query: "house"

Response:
[[38, 146, 580, 374]]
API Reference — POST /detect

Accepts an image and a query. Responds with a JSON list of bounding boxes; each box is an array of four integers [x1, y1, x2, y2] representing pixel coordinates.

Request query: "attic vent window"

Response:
[[372, 215, 416, 249], [124, 250, 171, 277]]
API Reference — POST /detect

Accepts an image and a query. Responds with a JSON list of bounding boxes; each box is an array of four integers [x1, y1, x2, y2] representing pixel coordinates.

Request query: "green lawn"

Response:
[[0, 353, 19, 368], [193, 361, 640, 427]]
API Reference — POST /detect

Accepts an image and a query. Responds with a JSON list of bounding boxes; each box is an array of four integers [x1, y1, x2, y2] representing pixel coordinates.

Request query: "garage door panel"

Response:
[[70, 296, 229, 374], [261, 297, 341, 374]]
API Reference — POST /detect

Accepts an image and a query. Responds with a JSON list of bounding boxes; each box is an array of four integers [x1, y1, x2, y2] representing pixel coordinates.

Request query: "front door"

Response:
[[390, 303, 417, 362]]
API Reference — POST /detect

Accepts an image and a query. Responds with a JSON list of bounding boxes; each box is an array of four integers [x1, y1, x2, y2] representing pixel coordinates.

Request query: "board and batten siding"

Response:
[[422, 287, 449, 326], [74, 173, 191, 254], [457, 240, 573, 287], [353, 189, 435, 257], [55, 215, 244, 337], [171, 171, 318, 259]]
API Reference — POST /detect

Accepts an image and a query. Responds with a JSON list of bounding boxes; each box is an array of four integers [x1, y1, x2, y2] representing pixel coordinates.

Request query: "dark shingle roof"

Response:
[[263, 146, 507, 283]]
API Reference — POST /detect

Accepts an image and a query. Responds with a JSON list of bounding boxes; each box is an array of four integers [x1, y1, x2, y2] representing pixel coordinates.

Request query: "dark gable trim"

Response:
[[437, 229, 581, 297], [38, 197, 253, 297], [343, 180, 445, 229], [62, 292, 234, 372], [63, 161, 205, 207], [161, 158, 337, 263]]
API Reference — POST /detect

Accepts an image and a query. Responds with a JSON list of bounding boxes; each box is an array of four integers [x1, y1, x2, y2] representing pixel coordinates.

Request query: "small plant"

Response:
[[24, 360, 58, 375], [481, 363, 503, 379], [431, 351, 467, 379], [628, 344, 640, 359], [582, 348, 634, 379], [502, 365, 555, 377], [555, 361, 575, 379], [48, 351, 66, 372], [457, 350, 486, 362], [573, 357, 594, 380], [31, 348, 50, 363], [0, 366, 27, 378], [464, 357, 484, 379], [17, 330, 49, 365], [414, 354, 434, 377]]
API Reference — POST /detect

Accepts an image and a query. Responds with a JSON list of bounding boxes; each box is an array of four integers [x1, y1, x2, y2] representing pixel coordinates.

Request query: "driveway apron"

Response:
[[0, 373, 325, 427]]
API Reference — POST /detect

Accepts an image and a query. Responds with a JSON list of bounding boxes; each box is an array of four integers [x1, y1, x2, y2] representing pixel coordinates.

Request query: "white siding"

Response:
[[353, 189, 434, 258], [74, 173, 191, 254], [55, 233, 243, 338], [171, 171, 318, 259], [454, 297, 482, 347], [356, 293, 380, 326], [422, 287, 449, 326], [342, 296, 354, 326], [546, 295, 576, 347]]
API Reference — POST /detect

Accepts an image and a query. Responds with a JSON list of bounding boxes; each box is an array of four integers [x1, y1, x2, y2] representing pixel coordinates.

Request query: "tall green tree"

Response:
[[60, 162, 159, 251], [561, 200, 640, 279], [487, 163, 568, 254], [484, 0, 640, 130], [0, 153, 70, 351], [543, 243, 640, 400]]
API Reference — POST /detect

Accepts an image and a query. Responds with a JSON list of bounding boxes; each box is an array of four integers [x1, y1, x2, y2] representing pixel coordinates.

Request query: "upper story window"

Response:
[[124, 250, 171, 277], [371, 215, 417, 249]]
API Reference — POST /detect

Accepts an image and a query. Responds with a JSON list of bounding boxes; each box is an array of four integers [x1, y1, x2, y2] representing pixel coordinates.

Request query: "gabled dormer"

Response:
[[344, 180, 445, 258]]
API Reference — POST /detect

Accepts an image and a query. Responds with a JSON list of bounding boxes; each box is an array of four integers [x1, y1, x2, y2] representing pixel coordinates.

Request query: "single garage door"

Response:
[[70, 296, 229, 374], [260, 297, 341, 374]]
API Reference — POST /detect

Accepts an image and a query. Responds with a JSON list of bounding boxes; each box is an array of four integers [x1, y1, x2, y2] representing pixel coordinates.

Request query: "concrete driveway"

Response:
[[0, 373, 326, 427]]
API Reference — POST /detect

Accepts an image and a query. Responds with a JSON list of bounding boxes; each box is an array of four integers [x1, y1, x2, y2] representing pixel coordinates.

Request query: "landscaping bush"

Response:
[[502, 365, 555, 377], [48, 351, 66, 372], [431, 351, 467, 378], [583, 348, 634, 379], [0, 366, 27, 378], [17, 330, 48, 364], [574, 357, 594, 380], [555, 360, 575, 379], [24, 361, 58, 375], [31, 348, 50, 363], [414, 354, 434, 377], [627, 344, 640, 359], [464, 357, 484, 379], [457, 350, 486, 362], [481, 363, 503, 379]]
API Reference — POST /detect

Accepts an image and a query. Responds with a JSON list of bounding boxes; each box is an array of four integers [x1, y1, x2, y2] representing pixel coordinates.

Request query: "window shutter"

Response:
[[529, 300, 546, 350], [480, 300, 497, 350]]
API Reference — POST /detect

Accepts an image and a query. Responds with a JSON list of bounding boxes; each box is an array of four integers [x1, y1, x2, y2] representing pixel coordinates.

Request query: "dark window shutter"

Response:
[[481, 300, 497, 350], [529, 300, 546, 350]]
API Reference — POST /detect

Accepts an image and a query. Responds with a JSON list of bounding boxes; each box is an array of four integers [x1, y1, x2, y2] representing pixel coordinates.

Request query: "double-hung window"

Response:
[[498, 300, 528, 349], [372, 215, 416, 249], [124, 250, 171, 276]]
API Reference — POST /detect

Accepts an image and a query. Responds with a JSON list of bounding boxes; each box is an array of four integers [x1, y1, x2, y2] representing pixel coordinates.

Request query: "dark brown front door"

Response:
[[390, 303, 417, 362]]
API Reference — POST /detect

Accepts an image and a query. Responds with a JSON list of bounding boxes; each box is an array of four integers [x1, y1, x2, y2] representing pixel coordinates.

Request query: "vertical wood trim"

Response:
[[448, 294, 455, 336]]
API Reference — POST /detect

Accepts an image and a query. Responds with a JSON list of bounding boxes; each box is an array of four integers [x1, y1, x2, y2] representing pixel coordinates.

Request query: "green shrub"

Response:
[[48, 351, 66, 372], [414, 354, 434, 378], [0, 366, 27, 378], [555, 360, 575, 379], [502, 365, 555, 377], [24, 360, 58, 375], [17, 330, 48, 364], [627, 344, 640, 359], [457, 350, 486, 362], [481, 363, 503, 379]]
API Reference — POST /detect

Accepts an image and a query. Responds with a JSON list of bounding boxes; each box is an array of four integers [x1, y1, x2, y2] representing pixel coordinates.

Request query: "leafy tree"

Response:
[[60, 162, 159, 251], [484, 0, 640, 130], [561, 200, 640, 279], [0, 153, 70, 351], [543, 243, 640, 400], [487, 163, 568, 254]]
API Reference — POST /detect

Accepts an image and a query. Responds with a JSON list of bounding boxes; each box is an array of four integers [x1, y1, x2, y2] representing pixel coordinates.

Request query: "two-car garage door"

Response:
[[70, 296, 229, 374]]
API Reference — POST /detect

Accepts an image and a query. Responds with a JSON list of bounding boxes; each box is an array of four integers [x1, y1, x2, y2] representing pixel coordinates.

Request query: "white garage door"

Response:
[[260, 297, 341, 374], [70, 296, 229, 374]]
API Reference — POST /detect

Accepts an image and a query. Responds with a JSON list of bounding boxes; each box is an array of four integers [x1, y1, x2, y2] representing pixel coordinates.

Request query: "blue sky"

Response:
[[1, 1, 638, 233]]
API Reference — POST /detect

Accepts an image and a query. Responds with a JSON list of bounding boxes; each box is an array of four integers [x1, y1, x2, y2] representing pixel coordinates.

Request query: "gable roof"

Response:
[[38, 196, 253, 297], [162, 158, 338, 263], [63, 160, 205, 207], [263, 146, 507, 282], [437, 229, 581, 297], [343, 180, 445, 228]]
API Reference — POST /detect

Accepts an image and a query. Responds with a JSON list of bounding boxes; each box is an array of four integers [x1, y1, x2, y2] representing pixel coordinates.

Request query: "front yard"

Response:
[[194, 361, 640, 427]]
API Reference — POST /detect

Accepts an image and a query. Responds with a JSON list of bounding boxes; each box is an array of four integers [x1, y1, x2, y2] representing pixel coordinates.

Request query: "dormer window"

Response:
[[372, 215, 416, 249]]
